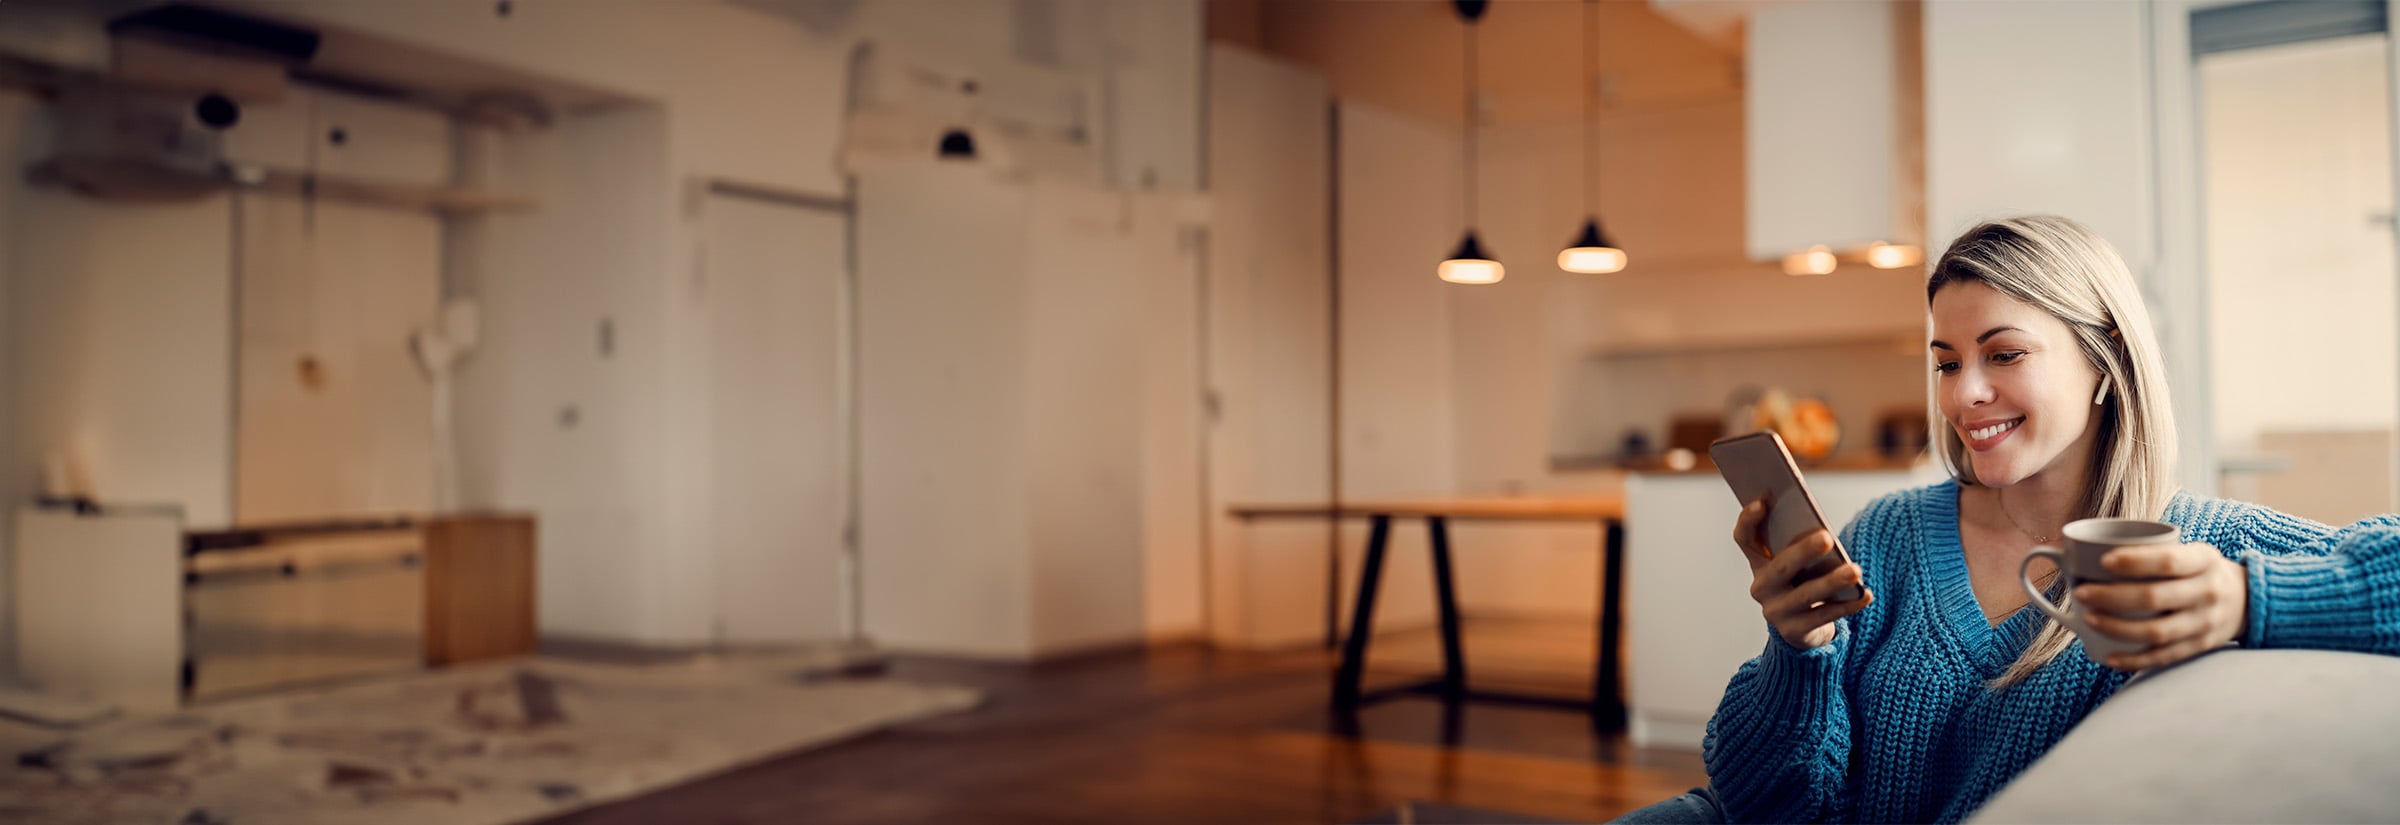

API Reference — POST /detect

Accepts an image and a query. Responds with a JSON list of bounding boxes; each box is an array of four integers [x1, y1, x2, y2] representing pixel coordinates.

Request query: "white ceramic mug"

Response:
[[2017, 518, 2181, 663]]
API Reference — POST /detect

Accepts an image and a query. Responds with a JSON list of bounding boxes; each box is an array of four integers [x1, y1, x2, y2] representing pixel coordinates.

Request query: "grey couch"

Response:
[[1970, 649, 2400, 823]]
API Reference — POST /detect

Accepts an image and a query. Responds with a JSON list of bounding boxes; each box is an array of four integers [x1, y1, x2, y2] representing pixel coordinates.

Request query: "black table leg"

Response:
[[1428, 515, 1467, 701], [1332, 514, 1392, 711], [1593, 517, 1627, 730], [1326, 528, 1342, 650]]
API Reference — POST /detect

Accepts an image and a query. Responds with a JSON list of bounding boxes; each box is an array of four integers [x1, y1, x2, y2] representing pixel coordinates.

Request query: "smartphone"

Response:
[[1709, 431, 1864, 602]]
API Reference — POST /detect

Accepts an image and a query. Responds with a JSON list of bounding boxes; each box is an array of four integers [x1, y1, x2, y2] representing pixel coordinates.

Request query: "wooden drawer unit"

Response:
[[423, 515, 537, 665], [14, 509, 537, 709]]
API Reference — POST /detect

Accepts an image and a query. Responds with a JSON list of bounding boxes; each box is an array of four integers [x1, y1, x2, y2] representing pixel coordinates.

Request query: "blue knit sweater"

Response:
[[1701, 479, 2400, 823]]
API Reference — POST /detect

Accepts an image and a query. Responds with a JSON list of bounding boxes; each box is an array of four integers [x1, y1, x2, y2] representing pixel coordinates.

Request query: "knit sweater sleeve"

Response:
[[2231, 508, 2400, 654], [1702, 623, 1854, 823], [1701, 502, 1887, 823]]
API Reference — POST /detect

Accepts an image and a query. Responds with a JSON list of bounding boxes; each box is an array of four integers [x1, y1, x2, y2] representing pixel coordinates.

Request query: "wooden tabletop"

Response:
[[1228, 494, 1625, 522]]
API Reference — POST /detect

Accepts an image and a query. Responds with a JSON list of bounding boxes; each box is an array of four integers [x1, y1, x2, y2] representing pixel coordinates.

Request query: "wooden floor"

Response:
[[537, 621, 1708, 825]]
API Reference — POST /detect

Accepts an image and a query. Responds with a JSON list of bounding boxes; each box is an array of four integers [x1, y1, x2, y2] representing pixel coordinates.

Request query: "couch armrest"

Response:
[[1969, 649, 2400, 823]]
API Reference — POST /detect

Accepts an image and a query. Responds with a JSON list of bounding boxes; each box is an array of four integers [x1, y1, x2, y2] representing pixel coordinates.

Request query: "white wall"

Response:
[[1330, 101, 1454, 635], [0, 89, 32, 670], [229, 0, 1204, 199], [235, 195, 440, 523], [2201, 35, 2398, 448], [854, 165, 1161, 659], [454, 107, 676, 641], [1924, 0, 2152, 261], [856, 164, 1035, 657], [207, 0, 1204, 648], [221, 0, 852, 198], [8, 194, 235, 530], [695, 193, 850, 643], [1138, 195, 1210, 641], [1206, 44, 1334, 649], [1024, 181, 1150, 656], [231, 88, 451, 524], [1, 55, 237, 534], [1104, 1, 1206, 191], [211, 1, 851, 647], [1747, 0, 1915, 259]]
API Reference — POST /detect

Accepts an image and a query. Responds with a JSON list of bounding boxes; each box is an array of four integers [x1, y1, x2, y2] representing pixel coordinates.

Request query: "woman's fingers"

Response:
[[2104, 636, 2214, 672], [2101, 542, 2220, 578], [1747, 530, 1834, 605], [1732, 497, 1772, 569], [1765, 529, 1837, 582], [2083, 604, 2210, 648], [1767, 561, 1863, 619], [1780, 588, 1874, 635], [2086, 554, 2250, 672], [2075, 574, 2217, 616]]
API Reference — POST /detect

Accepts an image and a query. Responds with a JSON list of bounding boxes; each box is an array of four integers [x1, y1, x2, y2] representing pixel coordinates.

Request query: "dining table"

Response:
[[1228, 494, 1628, 730]]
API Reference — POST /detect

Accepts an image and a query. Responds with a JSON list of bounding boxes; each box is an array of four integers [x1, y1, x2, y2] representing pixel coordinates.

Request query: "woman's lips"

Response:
[[1963, 417, 2023, 452]]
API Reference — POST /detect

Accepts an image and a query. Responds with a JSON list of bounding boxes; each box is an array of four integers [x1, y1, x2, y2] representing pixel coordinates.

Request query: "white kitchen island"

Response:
[[1623, 457, 1944, 750]]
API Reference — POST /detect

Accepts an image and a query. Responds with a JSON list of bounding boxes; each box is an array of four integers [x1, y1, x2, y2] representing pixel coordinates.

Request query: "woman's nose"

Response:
[[1944, 368, 1994, 409]]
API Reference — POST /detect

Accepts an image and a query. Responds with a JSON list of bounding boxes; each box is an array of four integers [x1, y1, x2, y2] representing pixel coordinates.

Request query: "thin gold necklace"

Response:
[[1995, 486, 2056, 544]]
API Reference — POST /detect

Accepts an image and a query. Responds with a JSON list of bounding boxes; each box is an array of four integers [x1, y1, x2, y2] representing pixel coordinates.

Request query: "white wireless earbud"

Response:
[[2093, 374, 2112, 406]]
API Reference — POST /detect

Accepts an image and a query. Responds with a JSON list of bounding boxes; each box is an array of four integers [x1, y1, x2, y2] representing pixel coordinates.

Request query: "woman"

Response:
[[1618, 216, 2400, 823]]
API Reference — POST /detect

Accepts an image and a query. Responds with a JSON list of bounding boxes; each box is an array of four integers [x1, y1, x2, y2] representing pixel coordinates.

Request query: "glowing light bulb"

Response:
[[1558, 245, 1627, 274], [1866, 242, 1922, 270], [1439, 257, 1505, 284], [1782, 245, 1837, 276]]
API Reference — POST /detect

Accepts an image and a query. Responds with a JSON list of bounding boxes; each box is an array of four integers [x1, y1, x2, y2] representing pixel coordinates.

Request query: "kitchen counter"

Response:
[[1620, 459, 1946, 749], [1550, 451, 1930, 474]]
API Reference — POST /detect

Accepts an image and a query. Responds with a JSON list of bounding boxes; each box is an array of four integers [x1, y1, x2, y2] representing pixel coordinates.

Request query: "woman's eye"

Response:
[[1934, 361, 1960, 375], [1991, 351, 2026, 365]]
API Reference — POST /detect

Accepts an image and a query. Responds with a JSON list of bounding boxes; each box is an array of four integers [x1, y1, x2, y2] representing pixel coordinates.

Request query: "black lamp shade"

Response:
[[1559, 216, 1628, 274], [1439, 230, 1504, 283], [937, 128, 977, 159], [1568, 217, 1615, 250], [1448, 230, 1493, 262]]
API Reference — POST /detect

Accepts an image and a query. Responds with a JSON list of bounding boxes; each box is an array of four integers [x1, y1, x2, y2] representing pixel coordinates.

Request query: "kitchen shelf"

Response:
[[1586, 326, 1923, 359], [243, 165, 535, 214], [27, 157, 535, 215]]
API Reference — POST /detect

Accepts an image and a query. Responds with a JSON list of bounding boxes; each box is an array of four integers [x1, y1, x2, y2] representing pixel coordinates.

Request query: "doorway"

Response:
[[2195, 3, 2400, 524], [699, 185, 853, 644]]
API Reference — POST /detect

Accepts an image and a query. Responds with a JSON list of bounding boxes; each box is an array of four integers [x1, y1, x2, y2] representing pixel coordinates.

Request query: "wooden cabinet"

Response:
[[13, 509, 536, 708], [423, 515, 537, 665]]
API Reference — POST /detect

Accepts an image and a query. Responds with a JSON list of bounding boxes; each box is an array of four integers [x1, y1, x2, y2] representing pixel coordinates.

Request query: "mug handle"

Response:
[[2019, 545, 2095, 635]]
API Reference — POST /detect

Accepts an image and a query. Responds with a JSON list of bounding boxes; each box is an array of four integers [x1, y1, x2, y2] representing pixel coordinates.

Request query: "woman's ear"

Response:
[[2093, 373, 2112, 406]]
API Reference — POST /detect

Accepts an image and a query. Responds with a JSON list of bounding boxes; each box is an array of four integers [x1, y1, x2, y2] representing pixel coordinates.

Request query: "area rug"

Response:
[[0, 652, 983, 825]]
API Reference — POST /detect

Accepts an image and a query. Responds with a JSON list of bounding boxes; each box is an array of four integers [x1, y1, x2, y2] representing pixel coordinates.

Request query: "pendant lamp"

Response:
[[1438, 0, 1501, 285], [1558, 0, 1627, 274]]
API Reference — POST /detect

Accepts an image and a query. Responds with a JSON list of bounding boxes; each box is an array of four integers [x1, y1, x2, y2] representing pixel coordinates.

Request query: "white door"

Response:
[[2199, 30, 2400, 525], [701, 191, 850, 643]]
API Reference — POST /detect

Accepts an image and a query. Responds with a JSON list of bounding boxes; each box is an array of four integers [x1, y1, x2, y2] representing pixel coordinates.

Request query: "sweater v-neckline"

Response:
[[1920, 480, 2044, 675]]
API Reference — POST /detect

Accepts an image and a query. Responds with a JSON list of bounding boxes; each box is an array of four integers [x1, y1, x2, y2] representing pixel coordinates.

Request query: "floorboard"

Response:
[[536, 621, 1709, 825]]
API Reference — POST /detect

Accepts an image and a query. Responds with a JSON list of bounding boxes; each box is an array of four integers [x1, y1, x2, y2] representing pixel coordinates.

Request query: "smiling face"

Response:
[[1929, 280, 2108, 488]]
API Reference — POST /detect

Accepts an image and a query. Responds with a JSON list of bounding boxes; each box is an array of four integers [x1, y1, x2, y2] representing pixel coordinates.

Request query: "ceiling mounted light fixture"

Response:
[[1438, 0, 1501, 285], [937, 127, 977, 160], [1865, 240, 1922, 269], [1558, 0, 1627, 275], [1782, 244, 1837, 276]]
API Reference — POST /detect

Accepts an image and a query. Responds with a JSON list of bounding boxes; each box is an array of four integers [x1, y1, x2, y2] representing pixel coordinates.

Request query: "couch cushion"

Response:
[[1969, 648, 2400, 823]]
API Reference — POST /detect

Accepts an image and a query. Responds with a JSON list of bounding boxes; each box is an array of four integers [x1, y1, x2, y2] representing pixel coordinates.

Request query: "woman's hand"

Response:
[[2074, 542, 2248, 671], [1734, 496, 1872, 651]]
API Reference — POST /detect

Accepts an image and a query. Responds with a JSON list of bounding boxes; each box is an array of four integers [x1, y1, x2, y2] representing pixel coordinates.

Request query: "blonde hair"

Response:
[[1924, 216, 2179, 688]]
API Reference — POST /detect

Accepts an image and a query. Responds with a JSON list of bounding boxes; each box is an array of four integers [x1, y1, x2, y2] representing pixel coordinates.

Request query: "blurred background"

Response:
[[0, 0, 2391, 822]]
